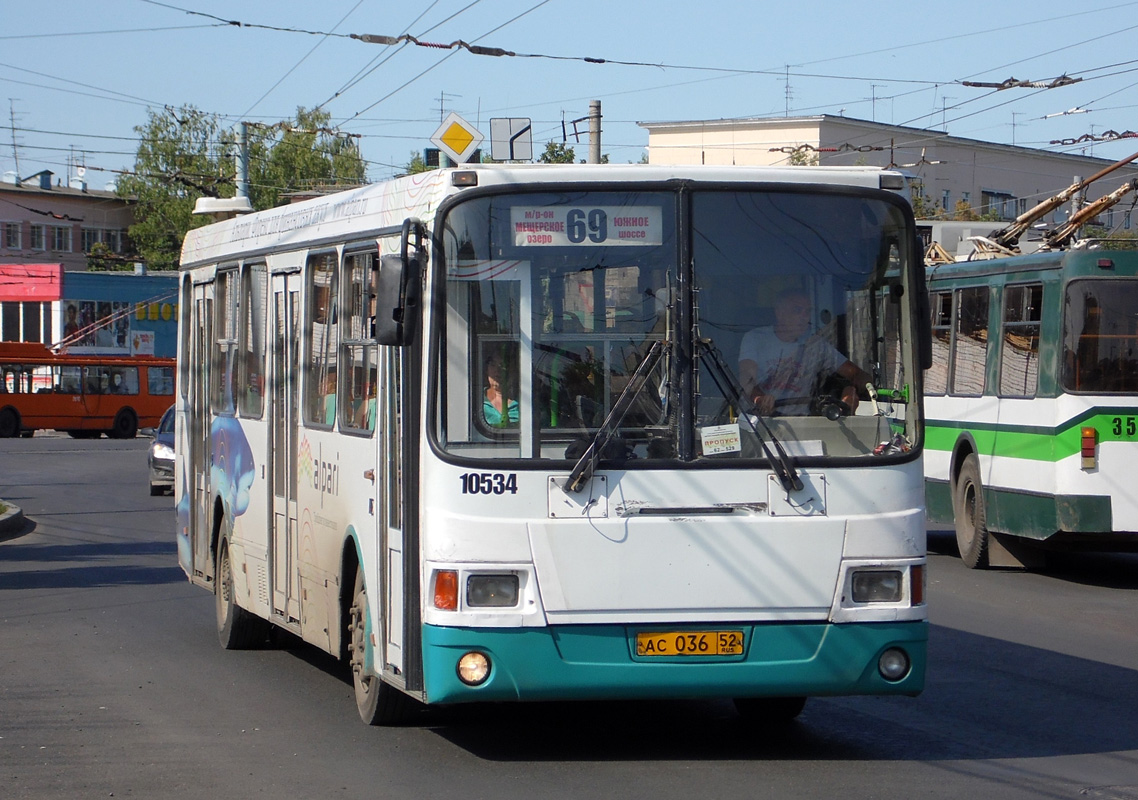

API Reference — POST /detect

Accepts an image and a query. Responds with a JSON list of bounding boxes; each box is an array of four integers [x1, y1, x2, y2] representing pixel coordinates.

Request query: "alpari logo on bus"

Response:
[[299, 437, 340, 505]]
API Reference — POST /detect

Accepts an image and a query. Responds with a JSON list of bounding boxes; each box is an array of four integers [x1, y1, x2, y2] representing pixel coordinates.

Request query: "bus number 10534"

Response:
[[459, 472, 519, 495]]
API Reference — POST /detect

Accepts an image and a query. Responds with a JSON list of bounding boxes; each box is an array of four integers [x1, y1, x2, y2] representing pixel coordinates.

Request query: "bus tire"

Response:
[[954, 454, 990, 569], [216, 537, 269, 649], [349, 569, 412, 725], [734, 696, 807, 723], [0, 407, 19, 438], [109, 408, 138, 439]]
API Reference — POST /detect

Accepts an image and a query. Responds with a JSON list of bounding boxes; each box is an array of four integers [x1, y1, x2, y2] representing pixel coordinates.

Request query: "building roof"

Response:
[[637, 113, 1125, 170]]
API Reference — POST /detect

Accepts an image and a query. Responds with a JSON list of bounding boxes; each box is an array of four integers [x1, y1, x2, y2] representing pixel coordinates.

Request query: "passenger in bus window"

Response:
[[738, 287, 871, 416], [323, 370, 337, 426], [355, 378, 377, 431], [483, 354, 518, 427]]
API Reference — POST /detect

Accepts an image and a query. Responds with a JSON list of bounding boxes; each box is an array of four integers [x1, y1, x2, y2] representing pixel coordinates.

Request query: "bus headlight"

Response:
[[457, 651, 491, 685], [466, 574, 519, 608], [878, 648, 911, 681], [851, 570, 903, 603]]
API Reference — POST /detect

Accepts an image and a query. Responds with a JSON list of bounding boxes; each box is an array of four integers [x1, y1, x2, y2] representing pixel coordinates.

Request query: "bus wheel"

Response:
[[0, 407, 19, 438], [734, 696, 807, 723], [954, 454, 990, 569], [349, 569, 411, 725], [216, 537, 269, 649], [109, 408, 138, 439]]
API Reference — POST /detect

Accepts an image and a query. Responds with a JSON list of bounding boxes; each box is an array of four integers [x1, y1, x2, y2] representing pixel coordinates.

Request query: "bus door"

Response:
[[379, 346, 405, 676], [188, 283, 214, 584], [270, 272, 301, 624]]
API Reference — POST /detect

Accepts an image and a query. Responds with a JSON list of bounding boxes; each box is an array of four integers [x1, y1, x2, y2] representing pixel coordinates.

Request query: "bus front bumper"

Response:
[[420, 620, 927, 704]]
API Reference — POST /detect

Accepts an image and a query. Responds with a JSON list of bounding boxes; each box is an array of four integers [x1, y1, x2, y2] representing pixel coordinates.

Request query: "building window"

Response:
[[1, 302, 22, 341], [30, 224, 45, 251], [51, 226, 72, 252], [2, 222, 19, 249], [79, 228, 126, 254], [941, 190, 950, 211], [981, 191, 1015, 220]]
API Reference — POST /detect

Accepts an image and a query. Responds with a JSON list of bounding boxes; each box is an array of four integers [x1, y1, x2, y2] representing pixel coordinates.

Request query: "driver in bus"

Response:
[[738, 286, 871, 416]]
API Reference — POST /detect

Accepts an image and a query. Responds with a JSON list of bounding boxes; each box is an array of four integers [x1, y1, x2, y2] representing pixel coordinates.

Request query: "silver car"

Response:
[[148, 405, 175, 496]]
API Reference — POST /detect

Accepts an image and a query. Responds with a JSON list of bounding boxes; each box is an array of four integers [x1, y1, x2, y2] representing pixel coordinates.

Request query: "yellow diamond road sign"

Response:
[[431, 112, 484, 165]]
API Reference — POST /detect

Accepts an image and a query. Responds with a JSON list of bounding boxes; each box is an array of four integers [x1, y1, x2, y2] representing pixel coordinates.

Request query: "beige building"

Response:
[[0, 170, 134, 272], [639, 115, 1138, 232]]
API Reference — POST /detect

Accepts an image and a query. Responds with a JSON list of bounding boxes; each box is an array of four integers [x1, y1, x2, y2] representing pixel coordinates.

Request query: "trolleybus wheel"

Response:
[[954, 454, 990, 569], [108, 408, 138, 439], [349, 569, 412, 725], [216, 536, 269, 649], [0, 407, 19, 438], [733, 696, 807, 723]]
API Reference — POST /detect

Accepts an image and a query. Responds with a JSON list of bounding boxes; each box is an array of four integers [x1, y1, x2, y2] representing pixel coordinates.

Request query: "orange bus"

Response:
[[0, 342, 175, 438]]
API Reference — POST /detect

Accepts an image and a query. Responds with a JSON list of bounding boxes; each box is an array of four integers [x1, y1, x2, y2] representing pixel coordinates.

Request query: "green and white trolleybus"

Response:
[[924, 245, 1138, 567], [175, 163, 929, 724]]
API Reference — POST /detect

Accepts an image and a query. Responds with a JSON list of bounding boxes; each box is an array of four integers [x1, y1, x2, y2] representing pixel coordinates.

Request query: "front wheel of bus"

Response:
[[216, 537, 269, 649], [0, 407, 19, 438], [349, 569, 411, 725], [954, 454, 990, 569]]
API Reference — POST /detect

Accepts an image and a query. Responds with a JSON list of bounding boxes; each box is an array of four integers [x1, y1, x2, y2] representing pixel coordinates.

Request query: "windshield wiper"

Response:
[[696, 337, 803, 493], [565, 339, 668, 494]]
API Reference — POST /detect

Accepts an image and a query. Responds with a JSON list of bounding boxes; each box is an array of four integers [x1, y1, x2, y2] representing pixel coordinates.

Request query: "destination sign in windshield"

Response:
[[511, 206, 662, 247]]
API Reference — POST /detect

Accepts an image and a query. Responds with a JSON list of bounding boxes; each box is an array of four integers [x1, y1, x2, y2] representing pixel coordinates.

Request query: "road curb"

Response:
[[0, 500, 26, 539]]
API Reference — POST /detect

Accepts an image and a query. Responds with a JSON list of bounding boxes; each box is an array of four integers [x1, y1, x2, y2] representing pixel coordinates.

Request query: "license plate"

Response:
[[636, 630, 745, 657]]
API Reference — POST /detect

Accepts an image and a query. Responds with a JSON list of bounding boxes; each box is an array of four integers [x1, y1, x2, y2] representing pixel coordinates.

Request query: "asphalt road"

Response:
[[2, 434, 1137, 799]]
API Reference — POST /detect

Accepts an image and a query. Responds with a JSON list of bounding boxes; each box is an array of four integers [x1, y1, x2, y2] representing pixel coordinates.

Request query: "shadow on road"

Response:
[[419, 622, 1138, 762], [0, 537, 182, 589]]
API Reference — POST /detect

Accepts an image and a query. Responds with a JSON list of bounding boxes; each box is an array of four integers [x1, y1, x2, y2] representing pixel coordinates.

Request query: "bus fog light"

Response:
[[851, 570, 902, 603], [467, 574, 519, 607], [457, 652, 491, 685], [878, 648, 911, 681]]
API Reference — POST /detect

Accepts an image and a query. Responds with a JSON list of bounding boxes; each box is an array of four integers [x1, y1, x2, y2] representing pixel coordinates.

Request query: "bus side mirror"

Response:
[[375, 252, 422, 346]]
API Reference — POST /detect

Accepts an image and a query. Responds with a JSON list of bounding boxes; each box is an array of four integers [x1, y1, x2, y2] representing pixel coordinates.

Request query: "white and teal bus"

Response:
[[924, 245, 1138, 568], [175, 164, 929, 725]]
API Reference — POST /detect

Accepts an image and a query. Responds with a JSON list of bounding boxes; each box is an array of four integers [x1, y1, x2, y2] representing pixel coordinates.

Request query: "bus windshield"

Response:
[[1063, 278, 1138, 393], [435, 187, 918, 464]]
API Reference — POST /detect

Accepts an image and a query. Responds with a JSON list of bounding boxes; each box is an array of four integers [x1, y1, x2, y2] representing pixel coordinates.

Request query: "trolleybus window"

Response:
[[999, 283, 1042, 397], [1063, 278, 1138, 393]]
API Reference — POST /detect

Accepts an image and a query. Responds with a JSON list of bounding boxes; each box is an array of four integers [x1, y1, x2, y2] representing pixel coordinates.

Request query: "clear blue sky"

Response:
[[2, 0, 1137, 188]]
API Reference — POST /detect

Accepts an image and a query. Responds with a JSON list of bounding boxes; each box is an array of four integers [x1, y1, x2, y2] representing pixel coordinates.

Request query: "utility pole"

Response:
[[588, 100, 601, 164], [9, 100, 20, 180], [236, 121, 249, 200]]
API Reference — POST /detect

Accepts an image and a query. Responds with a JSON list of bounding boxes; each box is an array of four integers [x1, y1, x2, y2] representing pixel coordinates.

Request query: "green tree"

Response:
[[249, 107, 366, 209], [118, 105, 368, 270], [787, 147, 820, 166], [116, 105, 234, 270], [952, 199, 979, 221], [402, 151, 434, 175], [539, 141, 575, 163]]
